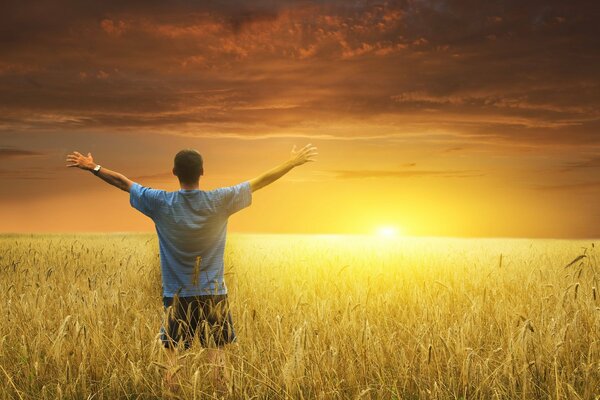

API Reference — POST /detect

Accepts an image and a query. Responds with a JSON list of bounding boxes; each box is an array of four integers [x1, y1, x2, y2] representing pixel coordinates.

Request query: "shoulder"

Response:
[[130, 182, 168, 200], [204, 187, 225, 202], [211, 181, 250, 198]]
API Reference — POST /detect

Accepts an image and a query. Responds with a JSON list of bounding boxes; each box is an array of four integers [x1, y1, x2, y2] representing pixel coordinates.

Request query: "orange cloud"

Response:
[[0, 0, 599, 237], [100, 19, 127, 37]]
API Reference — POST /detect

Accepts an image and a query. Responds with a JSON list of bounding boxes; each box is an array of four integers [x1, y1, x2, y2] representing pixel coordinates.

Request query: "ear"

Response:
[[199, 167, 204, 176], [172, 167, 177, 176]]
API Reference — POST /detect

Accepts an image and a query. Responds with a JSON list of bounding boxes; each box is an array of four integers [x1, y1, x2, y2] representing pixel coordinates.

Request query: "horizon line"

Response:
[[1, 231, 598, 241]]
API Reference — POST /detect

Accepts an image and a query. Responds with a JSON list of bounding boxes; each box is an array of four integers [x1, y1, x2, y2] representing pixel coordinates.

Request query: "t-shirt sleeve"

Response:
[[216, 181, 252, 216], [129, 182, 166, 219]]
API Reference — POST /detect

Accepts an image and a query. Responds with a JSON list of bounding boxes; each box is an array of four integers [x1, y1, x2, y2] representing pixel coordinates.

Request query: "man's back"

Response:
[[130, 181, 252, 297]]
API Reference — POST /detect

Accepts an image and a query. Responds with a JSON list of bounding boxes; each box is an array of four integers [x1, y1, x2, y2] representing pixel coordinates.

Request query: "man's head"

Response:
[[173, 149, 204, 185]]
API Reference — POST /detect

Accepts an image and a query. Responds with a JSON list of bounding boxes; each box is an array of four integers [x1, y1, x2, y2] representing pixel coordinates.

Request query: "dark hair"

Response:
[[173, 149, 203, 184]]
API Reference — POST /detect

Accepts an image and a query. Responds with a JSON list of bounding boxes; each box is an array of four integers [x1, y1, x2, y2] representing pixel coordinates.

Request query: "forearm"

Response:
[[249, 159, 296, 192], [66, 151, 134, 192], [93, 165, 132, 192]]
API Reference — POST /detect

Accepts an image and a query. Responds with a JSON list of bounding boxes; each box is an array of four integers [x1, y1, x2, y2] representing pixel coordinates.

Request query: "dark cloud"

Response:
[[0, 0, 598, 147], [561, 156, 600, 171], [130, 171, 174, 181], [443, 147, 464, 153], [533, 181, 600, 192], [0, 167, 54, 180], [0, 147, 46, 159]]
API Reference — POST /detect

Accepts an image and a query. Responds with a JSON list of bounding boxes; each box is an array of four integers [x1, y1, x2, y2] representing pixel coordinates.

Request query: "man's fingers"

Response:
[[74, 151, 82, 156], [66, 164, 78, 168], [298, 143, 311, 152], [305, 152, 318, 158], [300, 146, 316, 155], [294, 144, 318, 162]]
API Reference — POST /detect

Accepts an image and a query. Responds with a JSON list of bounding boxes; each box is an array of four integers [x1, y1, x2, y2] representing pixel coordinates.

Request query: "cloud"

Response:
[[0, 167, 54, 180], [0, 1, 598, 147], [0, 147, 46, 159], [330, 169, 482, 180], [561, 156, 600, 171], [100, 19, 127, 37], [1, 1, 599, 237], [533, 181, 600, 192], [443, 147, 464, 153], [130, 171, 174, 182]]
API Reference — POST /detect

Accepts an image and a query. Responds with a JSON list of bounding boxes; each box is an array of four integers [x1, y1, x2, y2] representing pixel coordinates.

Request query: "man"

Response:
[[65, 144, 318, 394]]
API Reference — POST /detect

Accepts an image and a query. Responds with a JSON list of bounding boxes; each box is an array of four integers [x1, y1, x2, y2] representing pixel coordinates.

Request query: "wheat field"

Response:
[[0, 233, 598, 399]]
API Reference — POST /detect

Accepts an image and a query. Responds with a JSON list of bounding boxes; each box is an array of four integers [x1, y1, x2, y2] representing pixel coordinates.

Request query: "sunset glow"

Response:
[[376, 226, 402, 238], [0, 2, 598, 238]]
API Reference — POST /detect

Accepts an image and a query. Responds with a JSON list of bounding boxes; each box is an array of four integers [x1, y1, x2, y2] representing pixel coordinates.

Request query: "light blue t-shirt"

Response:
[[129, 181, 252, 297]]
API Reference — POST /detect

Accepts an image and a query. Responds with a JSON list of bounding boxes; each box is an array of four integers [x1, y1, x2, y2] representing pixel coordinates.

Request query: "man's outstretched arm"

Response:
[[65, 151, 134, 192], [249, 144, 318, 192]]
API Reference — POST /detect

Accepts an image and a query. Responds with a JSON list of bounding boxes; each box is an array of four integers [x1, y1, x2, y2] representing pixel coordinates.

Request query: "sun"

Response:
[[375, 225, 402, 238]]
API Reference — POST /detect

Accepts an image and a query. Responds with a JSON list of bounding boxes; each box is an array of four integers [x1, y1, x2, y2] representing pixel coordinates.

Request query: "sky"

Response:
[[1, 0, 599, 238]]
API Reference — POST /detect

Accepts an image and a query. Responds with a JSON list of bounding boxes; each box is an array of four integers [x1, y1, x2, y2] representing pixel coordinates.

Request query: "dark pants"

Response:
[[160, 294, 237, 349]]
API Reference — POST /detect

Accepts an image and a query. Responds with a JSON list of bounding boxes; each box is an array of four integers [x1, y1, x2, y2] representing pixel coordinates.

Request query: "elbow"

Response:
[[117, 177, 129, 192]]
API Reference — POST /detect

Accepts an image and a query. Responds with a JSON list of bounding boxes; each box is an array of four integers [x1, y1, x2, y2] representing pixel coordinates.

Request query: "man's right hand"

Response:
[[290, 144, 318, 167], [66, 151, 97, 171]]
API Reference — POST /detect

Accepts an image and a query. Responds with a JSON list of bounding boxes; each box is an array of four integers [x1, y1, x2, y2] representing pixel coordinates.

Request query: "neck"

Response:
[[179, 181, 200, 190]]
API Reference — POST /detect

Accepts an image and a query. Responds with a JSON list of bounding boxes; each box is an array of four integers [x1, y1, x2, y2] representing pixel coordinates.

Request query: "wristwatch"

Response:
[[92, 164, 102, 175]]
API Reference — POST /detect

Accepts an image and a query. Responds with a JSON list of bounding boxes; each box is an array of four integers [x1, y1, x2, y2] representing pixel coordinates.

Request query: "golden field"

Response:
[[0, 233, 598, 399]]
